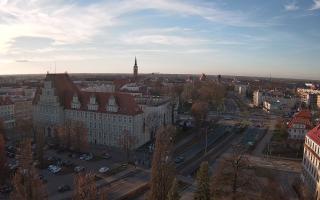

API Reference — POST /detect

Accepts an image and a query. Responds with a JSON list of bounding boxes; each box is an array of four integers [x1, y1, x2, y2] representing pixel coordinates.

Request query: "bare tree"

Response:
[[149, 126, 176, 200], [34, 127, 45, 168], [73, 172, 97, 200], [15, 119, 33, 139], [191, 101, 209, 128], [0, 133, 8, 185], [118, 130, 137, 163], [55, 121, 88, 152], [167, 178, 180, 200], [211, 145, 252, 200], [194, 162, 211, 200], [71, 121, 89, 153], [10, 139, 47, 200]]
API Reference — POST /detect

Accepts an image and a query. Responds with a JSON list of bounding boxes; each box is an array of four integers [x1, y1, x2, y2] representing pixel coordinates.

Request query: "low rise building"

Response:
[[302, 124, 320, 199], [287, 110, 312, 140]]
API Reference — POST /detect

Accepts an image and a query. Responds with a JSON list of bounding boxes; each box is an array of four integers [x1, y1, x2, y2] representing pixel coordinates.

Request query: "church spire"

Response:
[[133, 57, 138, 80]]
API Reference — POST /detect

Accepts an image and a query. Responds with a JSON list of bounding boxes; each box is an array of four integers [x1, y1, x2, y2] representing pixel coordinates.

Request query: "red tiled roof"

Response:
[[0, 96, 13, 105], [288, 109, 312, 129], [33, 73, 142, 115], [307, 124, 320, 146]]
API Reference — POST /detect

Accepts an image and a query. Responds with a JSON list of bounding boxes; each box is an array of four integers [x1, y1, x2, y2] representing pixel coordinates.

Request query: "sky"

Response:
[[0, 0, 320, 79]]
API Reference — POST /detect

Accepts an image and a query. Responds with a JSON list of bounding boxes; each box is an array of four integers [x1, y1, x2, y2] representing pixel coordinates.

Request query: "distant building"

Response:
[[253, 90, 263, 107], [297, 88, 320, 105], [307, 93, 318, 110], [0, 96, 15, 129], [287, 110, 312, 140], [302, 124, 320, 199], [235, 85, 247, 96], [133, 57, 138, 80], [82, 83, 115, 93]]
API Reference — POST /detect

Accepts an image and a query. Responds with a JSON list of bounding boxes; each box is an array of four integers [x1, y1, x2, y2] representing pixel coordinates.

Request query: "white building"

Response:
[[0, 96, 15, 129], [235, 85, 247, 96], [302, 124, 320, 199], [135, 96, 173, 139], [253, 90, 263, 107]]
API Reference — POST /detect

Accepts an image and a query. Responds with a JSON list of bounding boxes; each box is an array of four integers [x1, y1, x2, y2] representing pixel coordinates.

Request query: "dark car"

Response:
[[6, 145, 16, 153], [6, 152, 15, 158], [63, 160, 74, 167], [39, 175, 48, 183], [58, 185, 71, 193], [174, 156, 185, 164], [102, 153, 112, 160], [0, 185, 13, 194]]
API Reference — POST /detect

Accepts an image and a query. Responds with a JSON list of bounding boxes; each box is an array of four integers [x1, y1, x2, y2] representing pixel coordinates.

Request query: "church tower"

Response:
[[133, 57, 138, 80]]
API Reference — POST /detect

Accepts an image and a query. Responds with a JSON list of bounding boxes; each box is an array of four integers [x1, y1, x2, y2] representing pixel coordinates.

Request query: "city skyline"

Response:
[[0, 0, 320, 79]]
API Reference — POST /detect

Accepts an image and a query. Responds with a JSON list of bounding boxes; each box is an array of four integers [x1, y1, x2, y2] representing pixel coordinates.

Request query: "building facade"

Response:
[[13, 99, 33, 121], [302, 124, 320, 199], [33, 73, 150, 148], [135, 96, 173, 139], [0, 96, 15, 129]]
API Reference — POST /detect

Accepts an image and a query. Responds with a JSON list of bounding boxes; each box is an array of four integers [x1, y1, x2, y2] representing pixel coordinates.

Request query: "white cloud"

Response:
[[0, 0, 271, 62], [310, 0, 320, 10], [284, 1, 299, 11], [123, 34, 206, 46]]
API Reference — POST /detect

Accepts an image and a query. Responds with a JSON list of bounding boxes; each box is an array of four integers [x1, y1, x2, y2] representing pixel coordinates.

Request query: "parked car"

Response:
[[58, 185, 71, 193], [98, 167, 110, 173], [6, 145, 16, 153], [39, 175, 48, 183], [48, 165, 61, 174], [74, 166, 85, 173], [63, 160, 73, 167], [84, 153, 93, 161], [102, 153, 112, 160], [6, 152, 15, 158], [80, 153, 93, 161], [174, 156, 185, 164], [8, 162, 19, 171], [0, 185, 13, 194]]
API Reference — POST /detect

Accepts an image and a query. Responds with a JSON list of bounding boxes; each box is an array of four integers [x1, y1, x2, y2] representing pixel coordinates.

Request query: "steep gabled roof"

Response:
[[33, 73, 142, 115], [288, 109, 312, 129], [307, 124, 320, 145]]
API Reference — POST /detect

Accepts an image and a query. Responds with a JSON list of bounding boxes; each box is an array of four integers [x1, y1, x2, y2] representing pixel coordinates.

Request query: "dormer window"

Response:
[[107, 95, 118, 112], [88, 95, 98, 111], [71, 95, 80, 109]]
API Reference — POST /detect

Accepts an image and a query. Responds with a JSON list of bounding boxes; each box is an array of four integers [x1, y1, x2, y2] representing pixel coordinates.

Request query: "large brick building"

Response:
[[32, 73, 172, 148]]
